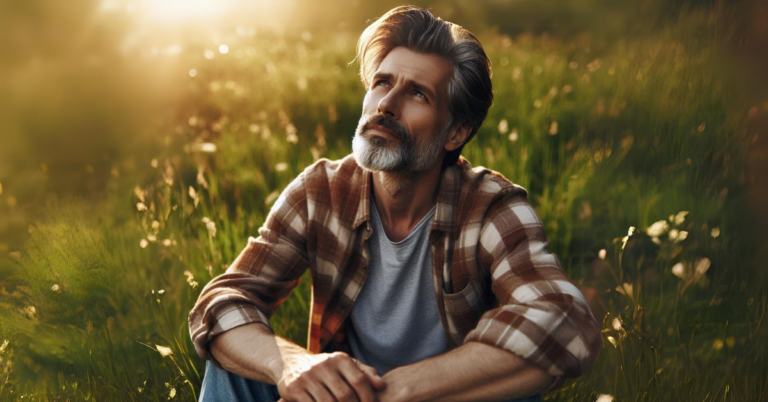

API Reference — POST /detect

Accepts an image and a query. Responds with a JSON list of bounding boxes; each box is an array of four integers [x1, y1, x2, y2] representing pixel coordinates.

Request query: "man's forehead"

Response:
[[375, 47, 453, 95]]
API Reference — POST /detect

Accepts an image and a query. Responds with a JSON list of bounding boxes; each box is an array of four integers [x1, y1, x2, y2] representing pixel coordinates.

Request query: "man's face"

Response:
[[352, 47, 454, 173]]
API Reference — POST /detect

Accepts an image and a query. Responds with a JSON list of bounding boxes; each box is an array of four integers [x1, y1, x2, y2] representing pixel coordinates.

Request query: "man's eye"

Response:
[[415, 91, 425, 99], [374, 80, 387, 87]]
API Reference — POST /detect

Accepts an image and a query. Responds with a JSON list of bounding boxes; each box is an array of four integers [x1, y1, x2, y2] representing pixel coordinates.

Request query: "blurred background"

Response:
[[1, 0, 767, 400]]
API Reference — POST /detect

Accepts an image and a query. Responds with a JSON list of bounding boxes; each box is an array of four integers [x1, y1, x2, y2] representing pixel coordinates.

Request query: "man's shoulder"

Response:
[[454, 157, 528, 201], [294, 155, 366, 224], [300, 154, 363, 185]]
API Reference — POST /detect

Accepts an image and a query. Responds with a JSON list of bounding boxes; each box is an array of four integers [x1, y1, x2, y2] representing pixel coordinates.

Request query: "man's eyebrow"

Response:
[[371, 72, 437, 100]]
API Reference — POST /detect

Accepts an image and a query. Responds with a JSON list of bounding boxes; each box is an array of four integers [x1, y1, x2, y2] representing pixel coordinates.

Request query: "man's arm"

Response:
[[462, 190, 602, 383], [377, 190, 601, 402], [188, 171, 313, 367], [376, 342, 553, 402], [209, 322, 291, 384], [210, 323, 387, 402]]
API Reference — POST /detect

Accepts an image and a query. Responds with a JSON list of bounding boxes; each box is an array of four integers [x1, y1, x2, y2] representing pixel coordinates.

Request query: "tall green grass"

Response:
[[0, 6, 765, 402]]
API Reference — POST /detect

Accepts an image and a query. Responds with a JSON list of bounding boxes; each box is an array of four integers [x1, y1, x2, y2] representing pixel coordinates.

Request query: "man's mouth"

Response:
[[367, 123, 401, 141]]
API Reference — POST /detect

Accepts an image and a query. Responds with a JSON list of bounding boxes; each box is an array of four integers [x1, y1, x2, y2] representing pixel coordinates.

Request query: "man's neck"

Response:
[[371, 162, 443, 242]]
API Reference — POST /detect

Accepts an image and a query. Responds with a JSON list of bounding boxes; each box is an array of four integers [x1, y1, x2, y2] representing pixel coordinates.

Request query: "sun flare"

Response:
[[138, 0, 230, 21]]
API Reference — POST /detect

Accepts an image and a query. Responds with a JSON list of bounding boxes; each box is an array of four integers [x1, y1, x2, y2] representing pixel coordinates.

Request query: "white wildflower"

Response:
[[136, 202, 148, 212], [596, 395, 614, 402], [548, 121, 558, 135], [51, 284, 60, 292], [674, 211, 689, 225], [695, 257, 711, 276], [188, 186, 199, 207], [202, 217, 217, 237], [612, 317, 622, 331], [711, 227, 720, 238], [498, 119, 509, 134], [669, 229, 679, 241], [140, 239, 149, 249], [183, 270, 199, 289], [156, 345, 173, 357], [598, 249, 607, 260], [646, 220, 669, 237], [616, 282, 633, 299], [508, 128, 519, 142], [621, 226, 636, 250], [672, 262, 685, 278]]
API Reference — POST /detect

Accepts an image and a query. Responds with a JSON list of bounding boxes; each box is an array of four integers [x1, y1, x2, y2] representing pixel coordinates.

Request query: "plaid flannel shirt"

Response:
[[188, 154, 601, 390]]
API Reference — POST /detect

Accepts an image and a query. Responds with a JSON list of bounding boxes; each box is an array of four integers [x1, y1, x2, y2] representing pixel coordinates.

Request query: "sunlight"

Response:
[[137, 0, 231, 22]]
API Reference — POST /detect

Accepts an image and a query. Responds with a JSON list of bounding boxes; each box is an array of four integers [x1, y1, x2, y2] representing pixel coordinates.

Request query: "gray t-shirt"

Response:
[[346, 199, 448, 375]]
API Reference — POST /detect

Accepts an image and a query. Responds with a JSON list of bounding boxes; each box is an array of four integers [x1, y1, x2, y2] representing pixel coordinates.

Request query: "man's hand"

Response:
[[372, 342, 554, 402], [210, 324, 385, 402], [277, 351, 387, 402]]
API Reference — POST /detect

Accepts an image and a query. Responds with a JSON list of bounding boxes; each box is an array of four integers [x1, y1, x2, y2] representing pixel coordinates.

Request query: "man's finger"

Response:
[[279, 389, 314, 402], [352, 360, 386, 391], [320, 368, 361, 402], [336, 357, 379, 402], [306, 381, 336, 402]]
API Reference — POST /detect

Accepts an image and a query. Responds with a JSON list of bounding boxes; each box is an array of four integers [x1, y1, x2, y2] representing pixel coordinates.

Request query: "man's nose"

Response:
[[377, 89, 400, 119]]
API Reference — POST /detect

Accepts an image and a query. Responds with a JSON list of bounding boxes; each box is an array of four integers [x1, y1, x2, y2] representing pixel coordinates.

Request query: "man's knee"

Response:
[[199, 360, 279, 402]]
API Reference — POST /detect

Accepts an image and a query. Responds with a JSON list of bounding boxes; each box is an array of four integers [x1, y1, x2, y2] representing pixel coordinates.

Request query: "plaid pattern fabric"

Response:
[[188, 154, 601, 388]]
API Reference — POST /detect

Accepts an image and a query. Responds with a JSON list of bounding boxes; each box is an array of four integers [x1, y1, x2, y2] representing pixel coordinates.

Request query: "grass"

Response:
[[0, 3, 765, 402]]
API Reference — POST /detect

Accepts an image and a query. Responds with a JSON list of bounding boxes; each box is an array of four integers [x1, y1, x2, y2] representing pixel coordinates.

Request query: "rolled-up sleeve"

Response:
[[464, 191, 601, 390], [188, 172, 310, 366]]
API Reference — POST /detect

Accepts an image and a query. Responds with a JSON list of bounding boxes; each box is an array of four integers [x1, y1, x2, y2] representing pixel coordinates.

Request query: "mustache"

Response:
[[362, 115, 410, 141]]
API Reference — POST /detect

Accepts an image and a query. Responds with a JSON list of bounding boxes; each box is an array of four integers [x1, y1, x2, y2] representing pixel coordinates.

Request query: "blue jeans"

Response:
[[200, 361, 542, 402]]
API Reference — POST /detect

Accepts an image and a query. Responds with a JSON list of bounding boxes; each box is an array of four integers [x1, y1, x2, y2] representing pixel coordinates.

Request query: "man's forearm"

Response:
[[209, 322, 300, 384], [381, 341, 554, 402], [210, 323, 388, 402]]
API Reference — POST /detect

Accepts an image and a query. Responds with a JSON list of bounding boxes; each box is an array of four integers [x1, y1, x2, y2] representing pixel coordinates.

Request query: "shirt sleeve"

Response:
[[464, 191, 602, 391], [188, 171, 310, 366]]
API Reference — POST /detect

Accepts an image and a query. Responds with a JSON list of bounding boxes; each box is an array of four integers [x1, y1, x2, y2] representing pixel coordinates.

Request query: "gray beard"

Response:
[[352, 116, 448, 173]]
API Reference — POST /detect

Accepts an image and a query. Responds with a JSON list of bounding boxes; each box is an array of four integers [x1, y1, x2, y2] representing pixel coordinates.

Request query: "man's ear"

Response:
[[444, 123, 472, 152]]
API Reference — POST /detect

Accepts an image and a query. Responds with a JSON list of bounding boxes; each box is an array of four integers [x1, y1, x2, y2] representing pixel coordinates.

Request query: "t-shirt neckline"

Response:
[[370, 198, 437, 246]]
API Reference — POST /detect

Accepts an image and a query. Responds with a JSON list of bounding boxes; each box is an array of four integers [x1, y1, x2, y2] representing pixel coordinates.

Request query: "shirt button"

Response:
[[362, 263, 368, 270], [366, 225, 371, 231], [341, 302, 349, 309]]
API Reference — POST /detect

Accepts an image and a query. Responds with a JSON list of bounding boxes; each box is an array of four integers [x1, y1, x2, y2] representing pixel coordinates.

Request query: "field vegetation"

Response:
[[0, 1, 766, 401]]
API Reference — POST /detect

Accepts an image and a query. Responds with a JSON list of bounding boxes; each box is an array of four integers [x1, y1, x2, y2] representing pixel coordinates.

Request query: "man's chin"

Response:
[[352, 135, 413, 172]]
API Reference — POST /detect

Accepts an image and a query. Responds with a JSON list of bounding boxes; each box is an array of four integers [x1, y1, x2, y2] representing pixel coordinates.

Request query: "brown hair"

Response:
[[356, 5, 493, 167]]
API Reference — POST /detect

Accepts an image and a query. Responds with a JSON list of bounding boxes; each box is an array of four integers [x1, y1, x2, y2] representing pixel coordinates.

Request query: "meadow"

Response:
[[0, 1, 766, 401]]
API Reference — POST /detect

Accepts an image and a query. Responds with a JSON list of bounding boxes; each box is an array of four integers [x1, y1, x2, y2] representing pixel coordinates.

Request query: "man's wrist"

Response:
[[268, 336, 312, 385], [380, 365, 420, 402]]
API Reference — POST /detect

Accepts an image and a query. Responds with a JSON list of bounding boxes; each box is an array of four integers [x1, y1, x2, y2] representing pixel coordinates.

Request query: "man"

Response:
[[189, 6, 601, 402]]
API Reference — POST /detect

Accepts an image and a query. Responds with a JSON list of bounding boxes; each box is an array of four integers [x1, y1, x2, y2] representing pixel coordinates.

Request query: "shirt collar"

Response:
[[353, 158, 464, 234]]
